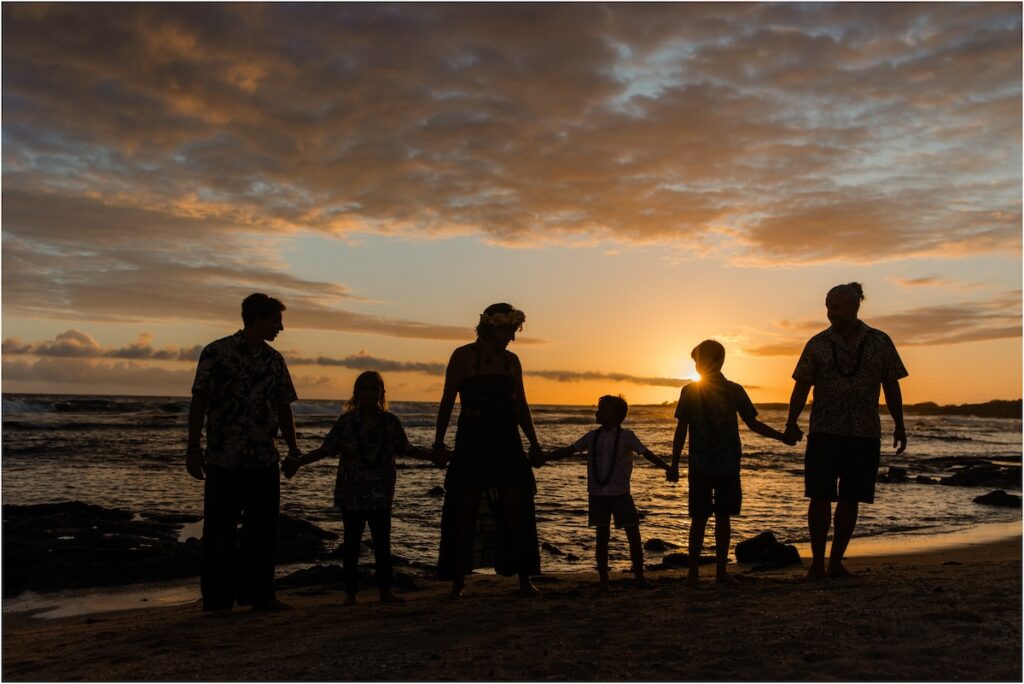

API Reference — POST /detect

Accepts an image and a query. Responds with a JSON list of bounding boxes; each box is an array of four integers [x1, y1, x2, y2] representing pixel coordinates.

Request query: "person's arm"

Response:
[[278, 403, 300, 457], [510, 353, 542, 457], [544, 445, 579, 461], [743, 416, 791, 443], [641, 448, 671, 471], [186, 392, 207, 480], [433, 349, 463, 458], [283, 417, 346, 478], [785, 381, 811, 443], [668, 420, 687, 482], [882, 379, 907, 455]]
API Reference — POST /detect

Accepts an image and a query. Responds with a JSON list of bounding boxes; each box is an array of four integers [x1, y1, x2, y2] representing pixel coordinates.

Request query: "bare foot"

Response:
[[715, 572, 737, 586], [449, 583, 465, 600], [805, 565, 827, 581], [342, 594, 358, 606], [379, 591, 404, 603], [518, 579, 541, 596], [252, 598, 293, 612], [827, 563, 853, 579], [635, 576, 655, 590]]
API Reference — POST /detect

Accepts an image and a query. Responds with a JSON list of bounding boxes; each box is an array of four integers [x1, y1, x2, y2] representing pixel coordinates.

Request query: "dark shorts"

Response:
[[688, 470, 742, 518], [804, 433, 882, 504], [588, 494, 640, 529]]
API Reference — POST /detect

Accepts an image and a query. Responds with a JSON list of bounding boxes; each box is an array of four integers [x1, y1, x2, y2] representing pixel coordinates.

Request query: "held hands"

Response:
[[893, 426, 907, 455], [666, 465, 680, 483], [281, 449, 303, 479], [528, 443, 545, 468], [782, 423, 804, 447], [186, 444, 206, 481], [431, 443, 450, 468]]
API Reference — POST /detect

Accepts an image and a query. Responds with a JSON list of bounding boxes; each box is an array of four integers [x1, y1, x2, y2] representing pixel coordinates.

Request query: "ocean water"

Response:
[[2, 394, 1021, 574]]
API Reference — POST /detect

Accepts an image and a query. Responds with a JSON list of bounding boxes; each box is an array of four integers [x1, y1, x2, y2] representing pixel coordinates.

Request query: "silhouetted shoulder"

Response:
[[505, 350, 522, 372]]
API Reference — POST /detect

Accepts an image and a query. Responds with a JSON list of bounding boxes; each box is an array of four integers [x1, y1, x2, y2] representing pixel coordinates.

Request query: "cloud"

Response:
[[2, 330, 203, 361], [888, 275, 983, 290], [743, 291, 1021, 355], [284, 351, 448, 375], [525, 369, 693, 388], [0, 2, 1018, 305]]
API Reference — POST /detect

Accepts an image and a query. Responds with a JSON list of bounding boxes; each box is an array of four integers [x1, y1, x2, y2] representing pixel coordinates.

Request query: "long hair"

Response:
[[343, 370, 388, 413]]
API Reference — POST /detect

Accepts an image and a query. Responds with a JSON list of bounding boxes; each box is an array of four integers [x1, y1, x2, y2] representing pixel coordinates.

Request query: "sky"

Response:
[[2, 3, 1021, 405]]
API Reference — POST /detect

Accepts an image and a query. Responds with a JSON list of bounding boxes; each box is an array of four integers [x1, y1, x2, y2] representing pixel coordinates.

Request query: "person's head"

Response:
[[691, 339, 726, 377], [826, 282, 864, 329], [345, 371, 388, 413], [241, 293, 286, 341], [595, 394, 628, 428], [475, 303, 526, 350]]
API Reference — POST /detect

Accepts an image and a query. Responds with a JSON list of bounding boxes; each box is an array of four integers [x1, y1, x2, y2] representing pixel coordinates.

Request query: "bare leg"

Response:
[[595, 526, 611, 590], [687, 515, 708, 586], [451, 488, 481, 598], [714, 513, 735, 584], [807, 498, 832, 580], [828, 499, 859, 578], [625, 526, 653, 589]]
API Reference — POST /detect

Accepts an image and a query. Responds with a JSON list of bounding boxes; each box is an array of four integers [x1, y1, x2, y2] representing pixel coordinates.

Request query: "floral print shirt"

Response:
[[793, 322, 909, 439], [191, 331, 298, 468], [675, 372, 757, 477], [320, 410, 413, 511]]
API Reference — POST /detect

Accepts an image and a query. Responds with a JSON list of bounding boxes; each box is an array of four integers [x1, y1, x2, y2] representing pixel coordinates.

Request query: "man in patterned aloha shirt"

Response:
[[784, 282, 908, 580], [187, 293, 299, 611]]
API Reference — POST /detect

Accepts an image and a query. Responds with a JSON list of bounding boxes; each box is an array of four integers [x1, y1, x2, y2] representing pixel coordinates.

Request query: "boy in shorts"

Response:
[[540, 395, 671, 590], [668, 340, 796, 584]]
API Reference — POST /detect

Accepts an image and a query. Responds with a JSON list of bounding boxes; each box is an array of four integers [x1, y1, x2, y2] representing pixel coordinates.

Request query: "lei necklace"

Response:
[[829, 334, 867, 379], [590, 427, 621, 486]]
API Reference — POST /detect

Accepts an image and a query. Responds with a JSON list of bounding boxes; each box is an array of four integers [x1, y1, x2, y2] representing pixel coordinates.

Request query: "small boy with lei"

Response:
[[540, 395, 671, 590], [668, 340, 796, 585]]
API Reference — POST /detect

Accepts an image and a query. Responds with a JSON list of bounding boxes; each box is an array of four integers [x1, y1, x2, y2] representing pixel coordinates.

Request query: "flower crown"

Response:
[[479, 309, 526, 329]]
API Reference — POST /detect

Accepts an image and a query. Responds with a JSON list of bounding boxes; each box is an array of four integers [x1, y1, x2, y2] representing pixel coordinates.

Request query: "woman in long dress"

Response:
[[433, 303, 543, 598]]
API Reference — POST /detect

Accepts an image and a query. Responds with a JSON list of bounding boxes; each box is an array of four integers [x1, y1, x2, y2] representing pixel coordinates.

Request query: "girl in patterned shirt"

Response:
[[283, 371, 436, 605]]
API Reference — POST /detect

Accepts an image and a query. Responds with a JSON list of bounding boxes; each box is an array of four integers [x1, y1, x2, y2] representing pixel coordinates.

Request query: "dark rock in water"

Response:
[[3, 501, 338, 596], [878, 466, 908, 482], [735, 531, 777, 563], [660, 552, 715, 567], [565, 553, 580, 562], [735, 531, 801, 568], [644, 538, 680, 552], [973, 490, 1022, 507], [915, 476, 938, 484], [541, 542, 565, 556], [427, 486, 446, 497], [940, 464, 1021, 489]]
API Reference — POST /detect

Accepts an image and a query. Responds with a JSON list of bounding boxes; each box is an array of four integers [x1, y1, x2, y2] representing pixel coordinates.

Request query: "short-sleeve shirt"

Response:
[[792, 322, 909, 439], [674, 372, 757, 477], [572, 427, 648, 496], [191, 331, 298, 468], [320, 410, 412, 510]]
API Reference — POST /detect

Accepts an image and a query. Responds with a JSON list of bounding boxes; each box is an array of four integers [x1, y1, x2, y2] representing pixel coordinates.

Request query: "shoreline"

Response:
[[5, 519, 1019, 621], [3, 536, 1020, 681]]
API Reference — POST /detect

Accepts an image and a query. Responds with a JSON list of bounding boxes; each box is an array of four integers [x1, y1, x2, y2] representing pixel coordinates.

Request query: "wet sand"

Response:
[[3, 536, 1020, 681]]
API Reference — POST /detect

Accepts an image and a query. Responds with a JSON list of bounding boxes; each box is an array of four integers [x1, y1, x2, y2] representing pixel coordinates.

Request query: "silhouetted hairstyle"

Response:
[[475, 302, 525, 339], [691, 339, 726, 373], [344, 370, 388, 413], [828, 282, 865, 303], [598, 394, 629, 424], [241, 293, 286, 326]]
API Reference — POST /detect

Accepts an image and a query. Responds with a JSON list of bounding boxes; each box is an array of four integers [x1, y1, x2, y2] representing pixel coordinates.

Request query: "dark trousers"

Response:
[[342, 509, 392, 594], [201, 464, 280, 611]]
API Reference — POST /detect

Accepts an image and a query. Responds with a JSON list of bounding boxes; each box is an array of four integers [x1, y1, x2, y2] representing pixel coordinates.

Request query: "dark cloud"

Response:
[[743, 291, 1021, 355], [1, 3, 1018, 301], [525, 369, 694, 389], [284, 351, 448, 375]]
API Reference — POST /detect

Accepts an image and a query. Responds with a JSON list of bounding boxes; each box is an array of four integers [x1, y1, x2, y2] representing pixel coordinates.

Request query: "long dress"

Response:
[[437, 347, 541, 580]]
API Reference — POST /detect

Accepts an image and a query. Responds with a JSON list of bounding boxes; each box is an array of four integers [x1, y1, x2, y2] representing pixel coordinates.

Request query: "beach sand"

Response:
[[3, 536, 1020, 682]]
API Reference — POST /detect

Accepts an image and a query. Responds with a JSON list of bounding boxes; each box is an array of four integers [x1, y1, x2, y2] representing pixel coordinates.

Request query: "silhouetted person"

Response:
[[282, 371, 438, 605], [783, 283, 908, 580], [670, 340, 796, 585], [434, 303, 543, 598], [541, 394, 671, 590], [187, 293, 299, 611]]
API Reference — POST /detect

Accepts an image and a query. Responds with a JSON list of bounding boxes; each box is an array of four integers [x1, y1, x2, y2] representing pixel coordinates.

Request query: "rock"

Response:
[[660, 552, 715, 567], [940, 464, 1021, 489], [644, 538, 680, 552], [541, 542, 565, 556], [3, 502, 338, 596], [915, 476, 938, 484], [277, 563, 422, 591], [973, 490, 1022, 507], [735, 531, 777, 563], [427, 486, 446, 497], [878, 466, 908, 482]]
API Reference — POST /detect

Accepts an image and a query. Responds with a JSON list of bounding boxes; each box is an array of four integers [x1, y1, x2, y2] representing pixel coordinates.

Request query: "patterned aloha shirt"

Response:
[[320, 410, 413, 511], [191, 331, 298, 468], [675, 372, 757, 477], [793, 322, 908, 439]]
